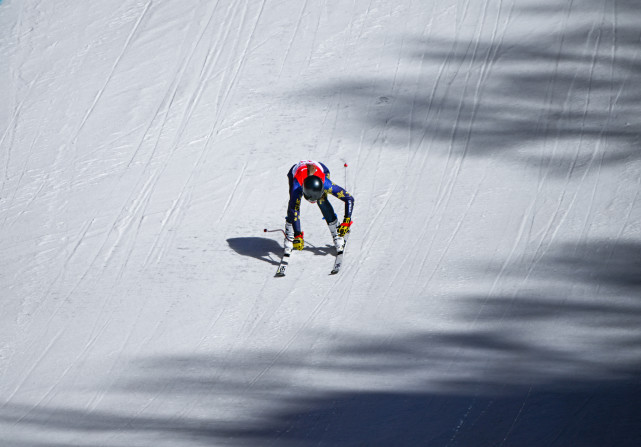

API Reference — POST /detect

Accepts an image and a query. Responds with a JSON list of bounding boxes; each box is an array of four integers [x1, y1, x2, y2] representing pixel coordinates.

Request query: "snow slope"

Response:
[[1, 0, 640, 445]]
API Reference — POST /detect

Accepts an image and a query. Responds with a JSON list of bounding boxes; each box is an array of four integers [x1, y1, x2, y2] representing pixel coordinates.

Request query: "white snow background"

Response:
[[1, 0, 640, 446]]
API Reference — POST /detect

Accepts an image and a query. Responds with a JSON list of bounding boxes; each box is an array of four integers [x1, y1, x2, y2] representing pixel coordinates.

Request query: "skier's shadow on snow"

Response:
[[227, 237, 333, 266]]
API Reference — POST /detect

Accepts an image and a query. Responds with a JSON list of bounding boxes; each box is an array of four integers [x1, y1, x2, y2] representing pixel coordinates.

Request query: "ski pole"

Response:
[[263, 228, 319, 247], [343, 162, 348, 190], [264, 228, 292, 241]]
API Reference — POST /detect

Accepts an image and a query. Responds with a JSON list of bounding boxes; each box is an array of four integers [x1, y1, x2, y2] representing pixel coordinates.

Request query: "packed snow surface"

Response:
[[1, 0, 640, 446]]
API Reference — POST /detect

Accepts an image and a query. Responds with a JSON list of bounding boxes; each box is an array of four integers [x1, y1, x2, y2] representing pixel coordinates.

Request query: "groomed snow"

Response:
[[1, 0, 640, 445]]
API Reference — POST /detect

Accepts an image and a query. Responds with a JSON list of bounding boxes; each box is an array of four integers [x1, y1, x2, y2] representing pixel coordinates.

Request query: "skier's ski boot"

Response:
[[284, 222, 294, 251], [327, 219, 345, 252]]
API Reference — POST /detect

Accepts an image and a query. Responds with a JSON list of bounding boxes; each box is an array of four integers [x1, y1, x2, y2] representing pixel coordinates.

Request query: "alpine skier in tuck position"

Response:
[[285, 160, 354, 252]]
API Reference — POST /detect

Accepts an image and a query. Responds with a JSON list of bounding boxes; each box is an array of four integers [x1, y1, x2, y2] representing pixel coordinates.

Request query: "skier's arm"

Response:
[[326, 182, 354, 219]]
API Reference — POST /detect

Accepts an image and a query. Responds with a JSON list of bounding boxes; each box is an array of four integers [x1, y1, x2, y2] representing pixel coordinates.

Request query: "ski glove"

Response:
[[293, 233, 304, 251], [337, 218, 352, 237]]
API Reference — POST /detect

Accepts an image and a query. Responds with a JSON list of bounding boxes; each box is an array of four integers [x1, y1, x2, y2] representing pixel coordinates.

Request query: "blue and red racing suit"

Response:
[[286, 160, 354, 235]]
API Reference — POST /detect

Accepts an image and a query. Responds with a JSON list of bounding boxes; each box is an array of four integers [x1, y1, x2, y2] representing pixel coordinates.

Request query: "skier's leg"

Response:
[[317, 195, 337, 223], [318, 198, 343, 250], [284, 167, 296, 250]]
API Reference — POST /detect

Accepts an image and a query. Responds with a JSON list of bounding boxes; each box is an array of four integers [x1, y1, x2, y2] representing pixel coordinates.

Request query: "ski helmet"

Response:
[[303, 175, 324, 202]]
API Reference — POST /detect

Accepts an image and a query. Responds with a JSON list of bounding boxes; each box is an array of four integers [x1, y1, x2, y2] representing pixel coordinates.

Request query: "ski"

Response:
[[330, 250, 344, 275], [275, 247, 292, 277], [330, 239, 347, 275]]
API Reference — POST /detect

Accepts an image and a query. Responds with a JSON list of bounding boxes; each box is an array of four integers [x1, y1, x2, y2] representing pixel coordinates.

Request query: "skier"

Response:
[[285, 160, 354, 252]]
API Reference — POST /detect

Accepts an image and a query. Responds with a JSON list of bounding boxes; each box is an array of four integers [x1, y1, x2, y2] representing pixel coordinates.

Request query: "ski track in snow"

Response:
[[72, 1, 152, 146]]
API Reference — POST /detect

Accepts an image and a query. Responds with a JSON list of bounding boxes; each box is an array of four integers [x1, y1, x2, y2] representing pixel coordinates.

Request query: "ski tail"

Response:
[[275, 248, 292, 277], [330, 250, 343, 274], [330, 233, 349, 275]]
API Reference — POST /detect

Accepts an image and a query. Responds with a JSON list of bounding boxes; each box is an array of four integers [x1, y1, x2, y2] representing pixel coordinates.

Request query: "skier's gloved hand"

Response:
[[337, 218, 352, 237], [293, 233, 304, 250]]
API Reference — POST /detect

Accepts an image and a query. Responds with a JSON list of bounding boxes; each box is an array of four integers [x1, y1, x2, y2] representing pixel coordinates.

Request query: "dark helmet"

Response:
[[303, 175, 324, 202]]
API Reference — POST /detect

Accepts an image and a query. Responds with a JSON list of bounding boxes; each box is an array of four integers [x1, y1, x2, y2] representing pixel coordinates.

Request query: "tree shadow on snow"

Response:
[[3, 385, 640, 447], [4, 239, 641, 446], [304, 0, 641, 175]]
